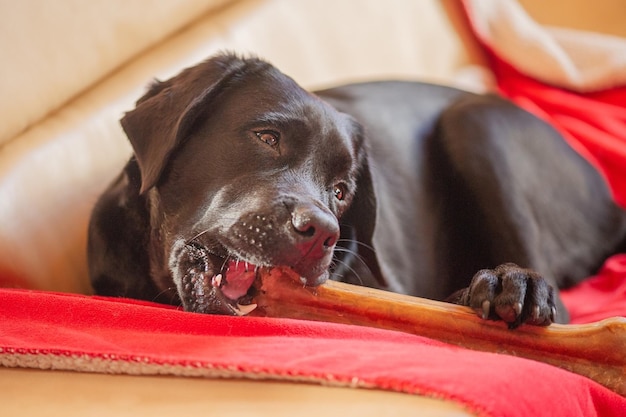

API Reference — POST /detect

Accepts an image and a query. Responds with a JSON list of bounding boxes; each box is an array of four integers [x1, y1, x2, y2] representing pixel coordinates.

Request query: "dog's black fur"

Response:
[[88, 54, 626, 328]]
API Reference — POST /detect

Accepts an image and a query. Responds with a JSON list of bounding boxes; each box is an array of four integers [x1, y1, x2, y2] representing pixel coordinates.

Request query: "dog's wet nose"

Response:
[[291, 203, 339, 253]]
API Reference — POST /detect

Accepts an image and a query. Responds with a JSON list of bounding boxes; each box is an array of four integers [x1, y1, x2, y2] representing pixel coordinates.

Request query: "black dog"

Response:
[[88, 53, 626, 328]]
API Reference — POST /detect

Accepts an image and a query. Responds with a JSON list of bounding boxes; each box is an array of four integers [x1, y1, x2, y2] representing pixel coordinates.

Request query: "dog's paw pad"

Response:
[[495, 302, 522, 324], [459, 263, 557, 328]]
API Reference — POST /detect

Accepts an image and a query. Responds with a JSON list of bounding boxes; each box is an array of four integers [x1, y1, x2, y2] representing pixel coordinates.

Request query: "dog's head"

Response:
[[120, 54, 376, 314]]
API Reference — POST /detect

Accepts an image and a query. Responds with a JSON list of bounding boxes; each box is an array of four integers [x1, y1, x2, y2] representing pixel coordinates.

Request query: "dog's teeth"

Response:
[[211, 274, 223, 287], [234, 303, 257, 316]]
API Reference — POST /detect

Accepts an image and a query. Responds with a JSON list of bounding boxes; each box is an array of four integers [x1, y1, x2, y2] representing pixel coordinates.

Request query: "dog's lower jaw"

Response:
[[167, 240, 249, 315], [297, 268, 330, 287], [179, 270, 257, 315]]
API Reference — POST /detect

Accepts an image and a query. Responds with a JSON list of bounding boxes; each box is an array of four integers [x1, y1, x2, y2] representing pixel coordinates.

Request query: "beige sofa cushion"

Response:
[[0, 0, 231, 145]]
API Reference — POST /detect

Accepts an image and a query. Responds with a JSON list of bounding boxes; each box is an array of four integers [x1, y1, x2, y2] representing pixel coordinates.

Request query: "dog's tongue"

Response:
[[221, 260, 257, 300]]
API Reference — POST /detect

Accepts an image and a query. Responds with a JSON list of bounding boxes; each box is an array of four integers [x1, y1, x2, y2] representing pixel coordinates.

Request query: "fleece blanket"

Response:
[[463, 0, 626, 208], [1, 1, 626, 416], [1, 288, 624, 417]]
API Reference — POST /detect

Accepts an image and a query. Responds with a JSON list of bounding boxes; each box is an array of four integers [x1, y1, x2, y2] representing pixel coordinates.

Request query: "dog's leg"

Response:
[[88, 160, 166, 302], [433, 94, 626, 325]]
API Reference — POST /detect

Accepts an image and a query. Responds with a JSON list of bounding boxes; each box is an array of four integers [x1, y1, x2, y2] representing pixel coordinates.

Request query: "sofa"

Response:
[[2, 0, 625, 415]]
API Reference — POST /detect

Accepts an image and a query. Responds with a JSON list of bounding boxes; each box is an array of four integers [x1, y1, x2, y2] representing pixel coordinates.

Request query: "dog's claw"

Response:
[[533, 305, 541, 321], [481, 300, 491, 320]]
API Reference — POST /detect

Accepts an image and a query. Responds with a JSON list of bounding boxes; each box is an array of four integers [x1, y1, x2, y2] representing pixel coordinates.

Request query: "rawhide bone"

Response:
[[248, 267, 626, 397]]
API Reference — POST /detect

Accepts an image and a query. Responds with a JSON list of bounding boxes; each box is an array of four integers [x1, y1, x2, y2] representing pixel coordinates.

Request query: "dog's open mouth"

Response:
[[175, 241, 263, 316], [212, 259, 259, 315], [177, 240, 329, 316]]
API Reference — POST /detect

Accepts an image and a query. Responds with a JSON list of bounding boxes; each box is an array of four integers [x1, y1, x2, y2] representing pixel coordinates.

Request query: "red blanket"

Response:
[[1, 288, 624, 417]]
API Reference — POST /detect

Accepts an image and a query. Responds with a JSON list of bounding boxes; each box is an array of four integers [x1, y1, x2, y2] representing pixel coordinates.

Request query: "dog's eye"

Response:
[[333, 184, 347, 201], [255, 130, 280, 147]]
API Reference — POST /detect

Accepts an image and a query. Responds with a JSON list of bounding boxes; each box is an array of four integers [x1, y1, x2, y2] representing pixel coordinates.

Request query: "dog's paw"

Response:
[[452, 263, 557, 329]]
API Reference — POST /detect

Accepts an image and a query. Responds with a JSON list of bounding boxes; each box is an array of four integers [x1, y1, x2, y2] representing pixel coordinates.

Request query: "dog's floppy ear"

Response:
[[340, 123, 386, 286], [120, 54, 264, 194]]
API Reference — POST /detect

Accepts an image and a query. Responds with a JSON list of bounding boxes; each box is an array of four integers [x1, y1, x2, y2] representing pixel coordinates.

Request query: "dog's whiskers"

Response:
[[332, 244, 375, 286], [334, 243, 371, 269], [185, 215, 241, 245], [220, 255, 232, 272], [152, 286, 180, 306], [337, 238, 375, 253], [331, 256, 364, 286], [186, 229, 211, 245]]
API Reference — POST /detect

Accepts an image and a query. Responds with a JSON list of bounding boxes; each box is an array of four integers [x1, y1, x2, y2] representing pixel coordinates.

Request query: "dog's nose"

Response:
[[291, 203, 339, 253]]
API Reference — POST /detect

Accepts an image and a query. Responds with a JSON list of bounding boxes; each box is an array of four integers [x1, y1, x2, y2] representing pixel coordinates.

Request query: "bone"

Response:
[[249, 267, 626, 397]]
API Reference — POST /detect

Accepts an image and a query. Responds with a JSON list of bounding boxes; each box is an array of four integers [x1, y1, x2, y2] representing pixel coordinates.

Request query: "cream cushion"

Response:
[[0, 0, 230, 145]]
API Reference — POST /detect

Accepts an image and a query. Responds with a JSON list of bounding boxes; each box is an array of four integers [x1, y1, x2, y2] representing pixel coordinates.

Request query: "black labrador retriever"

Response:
[[88, 53, 626, 328]]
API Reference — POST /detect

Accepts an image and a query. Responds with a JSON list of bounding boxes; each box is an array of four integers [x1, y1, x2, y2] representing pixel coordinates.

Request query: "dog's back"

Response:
[[319, 81, 626, 312]]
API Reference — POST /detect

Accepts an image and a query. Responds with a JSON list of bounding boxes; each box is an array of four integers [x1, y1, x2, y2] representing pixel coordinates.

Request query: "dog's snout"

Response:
[[291, 203, 339, 251]]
